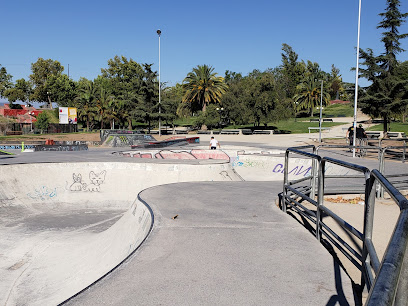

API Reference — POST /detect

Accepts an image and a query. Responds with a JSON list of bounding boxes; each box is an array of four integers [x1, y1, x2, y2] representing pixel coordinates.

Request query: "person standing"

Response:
[[346, 125, 355, 146], [209, 136, 220, 150]]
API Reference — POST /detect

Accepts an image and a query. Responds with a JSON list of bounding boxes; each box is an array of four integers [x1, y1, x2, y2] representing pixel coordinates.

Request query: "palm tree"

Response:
[[182, 65, 228, 113], [75, 81, 98, 132], [293, 77, 330, 117], [96, 87, 114, 129]]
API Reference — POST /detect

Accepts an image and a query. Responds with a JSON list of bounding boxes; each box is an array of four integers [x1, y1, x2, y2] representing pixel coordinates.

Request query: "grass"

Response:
[[225, 119, 345, 134], [321, 103, 354, 118], [272, 120, 345, 134], [367, 122, 408, 134]]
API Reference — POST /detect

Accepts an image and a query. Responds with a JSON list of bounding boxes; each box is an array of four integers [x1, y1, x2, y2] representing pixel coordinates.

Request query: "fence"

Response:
[[282, 146, 408, 305]]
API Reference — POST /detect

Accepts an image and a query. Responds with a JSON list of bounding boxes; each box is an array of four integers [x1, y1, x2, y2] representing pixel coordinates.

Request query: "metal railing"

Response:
[[364, 169, 408, 305], [378, 146, 408, 198], [282, 145, 408, 305]]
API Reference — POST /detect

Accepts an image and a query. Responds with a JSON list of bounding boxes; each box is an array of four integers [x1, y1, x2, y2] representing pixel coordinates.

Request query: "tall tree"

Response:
[[46, 74, 77, 107], [0, 65, 13, 98], [29, 58, 64, 108], [101, 56, 147, 129], [75, 79, 98, 131], [293, 76, 330, 117], [280, 44, 305, 99], [359, 0, 408, 132], [182, 65, 228, 113], [3, 78, 32, 104]]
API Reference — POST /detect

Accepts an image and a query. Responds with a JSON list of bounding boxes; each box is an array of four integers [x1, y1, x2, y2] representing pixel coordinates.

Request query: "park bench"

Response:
[[387, 132, 406, 138], [366, 131, 383, 139], [253, 130, 273, 135], [241, 129, 253, 135], [308, 127, 331, 133], [5, 131, 23, 136], [323, 118, 333, 122], [174, 130, 188, 134], [220, 129, 240, 135]]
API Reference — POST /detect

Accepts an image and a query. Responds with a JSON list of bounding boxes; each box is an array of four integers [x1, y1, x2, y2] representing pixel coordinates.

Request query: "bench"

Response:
[[174, 130, 188, 134], [220, 129, 240, 135], [241, 129, 253, 135], [366, 131, 383, 139], [308, 127, 331, 133], [253, 130, 273, 135], [6, 131, 23, 136], [323, 118, 333, 122], [387, 132, 406, 138]]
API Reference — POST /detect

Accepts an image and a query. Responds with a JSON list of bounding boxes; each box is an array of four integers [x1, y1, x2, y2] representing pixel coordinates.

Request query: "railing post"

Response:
[[394, 240, 408, 305], [378, 148, 385, 198], [402, 140, 406, 163], [361, 173, 376, 291], [316, 158, 324, 241], [283, 150, 289, 213]]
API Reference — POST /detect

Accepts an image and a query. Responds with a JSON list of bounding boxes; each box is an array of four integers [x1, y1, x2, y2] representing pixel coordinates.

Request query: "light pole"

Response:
[[216, 107, 224, 130], [352, 0, 362, 158], [319, 80, 323, 143], [157, 29, 161, 136]]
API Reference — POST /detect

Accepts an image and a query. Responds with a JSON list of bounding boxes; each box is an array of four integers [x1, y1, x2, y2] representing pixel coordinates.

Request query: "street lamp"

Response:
[[216, 107, 224, 130], [157, 29, 161, 136], [352, 0, 362, 158]]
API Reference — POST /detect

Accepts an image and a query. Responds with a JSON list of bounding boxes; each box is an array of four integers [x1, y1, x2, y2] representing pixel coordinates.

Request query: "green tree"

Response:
[[280, 44, 305, 99], [182, 65, 228, 113], [3, 78, 33, 105], [35, 112, 50, 133], [46, 74, 77, 107], [75, 79, 98, 131], [29, 58, 64, 108], [95, 85, 115, 129], [0, 65, 13, 98], [293, 77, 330, 117], [359, 0, 408, 132], [101, 56, 148, 129]]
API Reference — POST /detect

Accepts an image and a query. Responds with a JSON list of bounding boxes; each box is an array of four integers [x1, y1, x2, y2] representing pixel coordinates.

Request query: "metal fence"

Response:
[[282, 146, 408, 305]]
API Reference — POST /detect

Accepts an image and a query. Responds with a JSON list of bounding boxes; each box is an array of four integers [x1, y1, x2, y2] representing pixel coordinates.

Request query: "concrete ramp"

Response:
[[0, 161, 240, 305]]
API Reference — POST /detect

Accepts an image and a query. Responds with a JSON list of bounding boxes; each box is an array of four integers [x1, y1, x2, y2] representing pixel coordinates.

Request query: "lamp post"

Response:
[[319, 80, 323, 143], [352, 0, 362, 158], [216, 107, 224, 130], [157, 29, 161, 137]]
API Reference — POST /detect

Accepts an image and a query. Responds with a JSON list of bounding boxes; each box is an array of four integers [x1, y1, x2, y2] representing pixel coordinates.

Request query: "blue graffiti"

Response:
[[273, 163, 312, 177], [27, 186, 57, 201]]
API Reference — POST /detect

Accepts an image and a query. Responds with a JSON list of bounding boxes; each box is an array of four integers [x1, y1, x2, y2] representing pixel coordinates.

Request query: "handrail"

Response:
[[282, 145, 408, 305], [378, 146, 408, 198], [365, 170, 408, 305]]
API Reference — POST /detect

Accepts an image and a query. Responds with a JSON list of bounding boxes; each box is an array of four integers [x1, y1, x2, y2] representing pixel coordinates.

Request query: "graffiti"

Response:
[[27, 186, 57, 201], [68, 170, 107, 192], [272, 163, 312, 177], [0, 145, 35, 150], [36, 145, 88, 151], [220, 170, 233, 180]]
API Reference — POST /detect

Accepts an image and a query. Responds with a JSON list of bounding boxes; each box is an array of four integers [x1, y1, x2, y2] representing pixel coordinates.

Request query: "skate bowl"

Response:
[[0, 160, 241, 306], [115, 149, 361, 181]]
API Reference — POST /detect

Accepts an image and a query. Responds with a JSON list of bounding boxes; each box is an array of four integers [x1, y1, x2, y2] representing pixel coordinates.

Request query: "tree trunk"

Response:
[[383, 114, 388, 134], [127, 118, 132, 131]]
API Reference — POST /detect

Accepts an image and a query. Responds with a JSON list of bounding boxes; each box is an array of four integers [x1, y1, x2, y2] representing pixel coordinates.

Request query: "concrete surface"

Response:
[[65, 182, 354, 306], [0, 118, 405, 306]]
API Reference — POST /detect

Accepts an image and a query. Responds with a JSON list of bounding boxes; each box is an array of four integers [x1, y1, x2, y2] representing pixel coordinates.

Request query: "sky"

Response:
[[1, 0, 408, 95]]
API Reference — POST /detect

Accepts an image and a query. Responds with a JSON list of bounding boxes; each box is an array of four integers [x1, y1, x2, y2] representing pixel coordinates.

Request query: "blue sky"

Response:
[[1, 0, 408, 91]]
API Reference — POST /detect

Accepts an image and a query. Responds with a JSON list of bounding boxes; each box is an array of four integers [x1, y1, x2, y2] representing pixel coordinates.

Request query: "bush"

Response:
[[35, 112, 50, 133]]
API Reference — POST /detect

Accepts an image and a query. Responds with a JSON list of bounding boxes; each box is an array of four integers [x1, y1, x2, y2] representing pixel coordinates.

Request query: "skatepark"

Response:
[[0, 122, 407, 305]]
